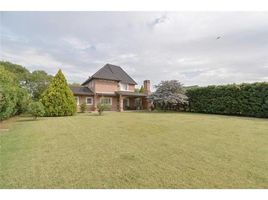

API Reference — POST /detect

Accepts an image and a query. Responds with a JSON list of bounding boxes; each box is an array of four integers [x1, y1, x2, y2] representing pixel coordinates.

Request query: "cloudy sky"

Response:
[[1, 12, 268, 87]]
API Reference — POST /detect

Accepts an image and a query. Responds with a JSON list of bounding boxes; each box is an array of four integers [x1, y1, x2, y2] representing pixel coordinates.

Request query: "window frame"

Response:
[[100, 97, 112, 105], [120, 82, 129, 91], [86, 97, 93, 105]]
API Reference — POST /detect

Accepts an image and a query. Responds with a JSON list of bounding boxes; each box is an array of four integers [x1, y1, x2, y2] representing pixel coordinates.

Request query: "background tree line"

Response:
[[0, 61, 76, 121]]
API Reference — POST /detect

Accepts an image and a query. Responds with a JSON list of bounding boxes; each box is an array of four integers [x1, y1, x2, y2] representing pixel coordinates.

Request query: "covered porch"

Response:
[[115, 91, 149, 112]]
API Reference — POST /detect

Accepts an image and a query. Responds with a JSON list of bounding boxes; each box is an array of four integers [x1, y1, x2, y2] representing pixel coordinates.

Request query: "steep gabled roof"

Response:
[[82, 64, 137, 85], [70, 86, 94, 96]]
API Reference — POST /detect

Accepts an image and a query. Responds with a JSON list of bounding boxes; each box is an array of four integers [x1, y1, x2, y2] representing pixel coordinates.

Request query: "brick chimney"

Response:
[[143, 80, 151, 95]]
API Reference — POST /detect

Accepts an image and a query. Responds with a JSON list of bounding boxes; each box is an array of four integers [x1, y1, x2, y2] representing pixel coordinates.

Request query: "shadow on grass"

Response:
[[16, 118, 45, 122]]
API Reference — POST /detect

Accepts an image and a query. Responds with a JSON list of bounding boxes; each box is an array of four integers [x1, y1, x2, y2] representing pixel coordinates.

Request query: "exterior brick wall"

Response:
[[128, 84, 135, 92], [74, 95, 94, 112], [94, 79, 119, 93]]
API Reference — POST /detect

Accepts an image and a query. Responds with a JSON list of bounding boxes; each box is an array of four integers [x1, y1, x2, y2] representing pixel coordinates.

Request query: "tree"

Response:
[[148, 80, 188, 111], [41, 69, 76, 116], [28, 102, 45, 120], [0, 66, 18, 121], [0, 61, 30, 86], [27, 70, 53, 100], [16, 88, 31, 115], [0, 61, 53, 100]]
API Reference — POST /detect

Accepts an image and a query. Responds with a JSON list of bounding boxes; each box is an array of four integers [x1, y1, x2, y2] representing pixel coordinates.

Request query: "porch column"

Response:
[[93, 94, 98, 111], [119, 95, 123, 112]]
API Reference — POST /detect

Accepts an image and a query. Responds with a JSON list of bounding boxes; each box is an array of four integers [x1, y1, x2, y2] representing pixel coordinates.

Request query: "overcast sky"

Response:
[[1, 12, 268, 87]]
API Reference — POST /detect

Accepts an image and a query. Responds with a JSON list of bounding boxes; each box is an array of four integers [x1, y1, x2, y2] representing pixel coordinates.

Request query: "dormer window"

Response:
[[120, 82, 128, 91]]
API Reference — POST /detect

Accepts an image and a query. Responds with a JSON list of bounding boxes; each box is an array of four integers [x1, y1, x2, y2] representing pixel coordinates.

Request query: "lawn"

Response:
[[0, 112, 268, 188]]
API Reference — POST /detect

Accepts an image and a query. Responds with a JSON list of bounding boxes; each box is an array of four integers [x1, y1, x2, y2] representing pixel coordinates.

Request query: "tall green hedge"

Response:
[[186, 82, 268, 118]]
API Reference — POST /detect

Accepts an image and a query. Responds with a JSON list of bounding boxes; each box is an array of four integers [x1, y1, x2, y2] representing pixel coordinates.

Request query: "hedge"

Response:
[[186, 82, 268, 118]]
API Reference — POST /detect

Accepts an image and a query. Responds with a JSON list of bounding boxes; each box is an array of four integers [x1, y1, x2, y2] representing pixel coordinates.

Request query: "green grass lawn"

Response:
[[0, 112, 268, 188]]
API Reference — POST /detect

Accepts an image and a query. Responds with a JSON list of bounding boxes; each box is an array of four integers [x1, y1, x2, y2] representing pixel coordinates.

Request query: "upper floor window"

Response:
[[120, 82, 128, 91]]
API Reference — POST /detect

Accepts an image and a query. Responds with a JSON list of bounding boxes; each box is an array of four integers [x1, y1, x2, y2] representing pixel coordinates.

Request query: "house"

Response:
[[70, 64, 151, 112]]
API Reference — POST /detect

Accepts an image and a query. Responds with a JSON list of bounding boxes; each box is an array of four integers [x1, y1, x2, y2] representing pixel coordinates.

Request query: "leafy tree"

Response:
[[28, 70, 53, 100], [80, 102, 87, 113], [28, 102, 45, 120], [16, 88, 31, 115], [41, 69, 76, 116], [0, 66, 18, 121], [97, 103, 110, 115], [148, 80, 188, 111], [0, 61, 30, 86], [0, 61, 53, 100]]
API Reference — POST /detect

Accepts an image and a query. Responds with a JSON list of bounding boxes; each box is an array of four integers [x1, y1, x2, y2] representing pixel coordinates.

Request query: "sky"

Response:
[[1, 12, 268, 87]]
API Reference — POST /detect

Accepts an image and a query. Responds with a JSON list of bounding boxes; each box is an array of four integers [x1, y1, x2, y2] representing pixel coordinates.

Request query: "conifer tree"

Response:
[[41, 69, 76, 116]]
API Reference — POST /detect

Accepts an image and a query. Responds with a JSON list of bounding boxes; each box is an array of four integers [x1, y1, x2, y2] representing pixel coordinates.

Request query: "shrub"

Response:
[[16, 88, 31, 115], [80, 102, 87, 113], [97, 103, 110, 115], [186, 82, 268, 118], [41, 69, 76, 117], [28, 102, 45, 120]]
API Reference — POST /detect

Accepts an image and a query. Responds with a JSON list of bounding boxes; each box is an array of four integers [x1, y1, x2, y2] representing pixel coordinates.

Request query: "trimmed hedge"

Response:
[[186, 82, 268, 118]]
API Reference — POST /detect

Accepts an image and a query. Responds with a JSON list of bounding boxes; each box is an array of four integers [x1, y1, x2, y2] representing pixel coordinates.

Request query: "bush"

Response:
[[28, 102, 45, 120], [80, 102, 87, 113], [186, 82, 268, 118], [41, 69, 76, 117], [97, 103, 110, 115]]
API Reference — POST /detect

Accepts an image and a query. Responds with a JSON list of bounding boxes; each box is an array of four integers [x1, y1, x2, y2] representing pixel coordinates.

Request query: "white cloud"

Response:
[[1, 12, 268, 86]]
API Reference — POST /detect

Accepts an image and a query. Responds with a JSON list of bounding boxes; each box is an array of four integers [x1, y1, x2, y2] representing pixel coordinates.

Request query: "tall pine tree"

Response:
[[41, 69, 76, 116]]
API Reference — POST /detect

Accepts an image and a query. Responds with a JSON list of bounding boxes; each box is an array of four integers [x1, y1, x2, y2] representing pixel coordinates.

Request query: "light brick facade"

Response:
[[71, 64, 151, 112]]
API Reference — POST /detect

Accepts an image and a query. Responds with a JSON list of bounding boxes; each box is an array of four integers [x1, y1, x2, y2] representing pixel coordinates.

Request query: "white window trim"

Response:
[[75, 97, 80, 105], [100, 97, 112, 105], [86, 97, 93, 105]]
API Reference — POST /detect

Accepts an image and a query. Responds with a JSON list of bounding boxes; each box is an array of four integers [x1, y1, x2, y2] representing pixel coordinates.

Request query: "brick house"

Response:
[[70, 64, 151, 112]]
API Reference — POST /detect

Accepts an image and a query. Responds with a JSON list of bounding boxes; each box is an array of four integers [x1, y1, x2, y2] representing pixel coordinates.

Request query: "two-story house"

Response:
[[70, 64, 151, 112]]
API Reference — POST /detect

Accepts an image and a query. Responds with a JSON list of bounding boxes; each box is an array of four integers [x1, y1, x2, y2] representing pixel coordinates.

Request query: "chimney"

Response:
[[143, 80, 151, 95]]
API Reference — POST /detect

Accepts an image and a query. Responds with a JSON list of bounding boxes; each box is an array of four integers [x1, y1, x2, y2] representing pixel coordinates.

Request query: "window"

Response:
[[120, 82, 128, 91], [100, 97, 112, 105], [75, 97, 79, 105], [86, 97, 93, 105]]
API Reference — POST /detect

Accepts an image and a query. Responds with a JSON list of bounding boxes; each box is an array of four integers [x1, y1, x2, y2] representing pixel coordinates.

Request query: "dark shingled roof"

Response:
[[70, 86, 94, 96], [82, 64, 137, 85]]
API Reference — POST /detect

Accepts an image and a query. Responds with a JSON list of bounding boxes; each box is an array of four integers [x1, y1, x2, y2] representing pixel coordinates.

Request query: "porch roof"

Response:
[[70, 86, 94, 96], [115, 91, 147, 97]]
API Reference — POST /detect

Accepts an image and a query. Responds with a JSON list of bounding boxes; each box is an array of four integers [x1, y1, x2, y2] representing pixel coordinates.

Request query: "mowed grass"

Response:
[[0, 112, 268, 188]]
